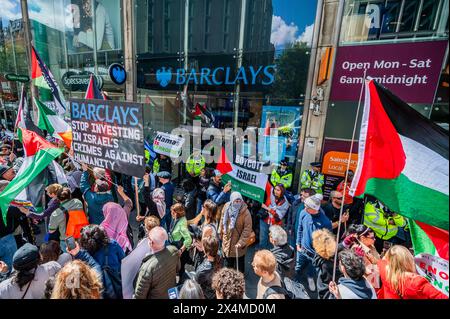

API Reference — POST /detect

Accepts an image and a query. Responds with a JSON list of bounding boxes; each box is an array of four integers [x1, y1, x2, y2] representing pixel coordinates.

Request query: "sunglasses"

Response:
[[334, 197, 343, 200]]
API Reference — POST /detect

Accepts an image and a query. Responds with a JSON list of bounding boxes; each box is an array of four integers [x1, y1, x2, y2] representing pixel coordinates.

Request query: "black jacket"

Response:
[[313, 254, 343, 299], [270, 244, 295, 279], [183, 189, 198, 221], [157, 157, 172, 174], [142, 186, 160, 219], [194, 259, 216, 299], [0, 207, 29, 238]]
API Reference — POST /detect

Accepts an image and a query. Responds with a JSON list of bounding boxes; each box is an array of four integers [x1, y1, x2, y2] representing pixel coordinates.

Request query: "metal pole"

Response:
[[20, 0, 38, 116], [91, 0, 99, 75], [295, 0, 324, 193], [183, 0, 190, 124], [123, 0, 136, 102], [9, 22, 18, 74], [233, 0, 247, 130]]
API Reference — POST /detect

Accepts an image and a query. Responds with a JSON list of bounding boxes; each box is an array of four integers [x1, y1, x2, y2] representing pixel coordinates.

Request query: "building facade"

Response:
[[299, 0, 448, 197], [1, 0, 448, 193]]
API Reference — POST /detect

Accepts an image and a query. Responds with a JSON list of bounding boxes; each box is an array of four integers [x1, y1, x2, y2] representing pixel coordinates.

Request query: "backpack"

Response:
[[263, 276, 310, 299], [102, 245, 123, 299], [61, 205, 89, 239]]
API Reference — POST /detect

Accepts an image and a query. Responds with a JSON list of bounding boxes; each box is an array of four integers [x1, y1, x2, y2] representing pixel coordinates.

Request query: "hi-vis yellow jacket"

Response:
[[363, 201, 406, 241]]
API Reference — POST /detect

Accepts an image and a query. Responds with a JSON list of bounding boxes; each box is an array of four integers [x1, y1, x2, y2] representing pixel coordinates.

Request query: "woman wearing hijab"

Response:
[[137, 173, 166, 240], [219, 192, 253, 273], [259, 184, 290, 249], [101, 186, 133, 254], [101, 203, 133, 255]]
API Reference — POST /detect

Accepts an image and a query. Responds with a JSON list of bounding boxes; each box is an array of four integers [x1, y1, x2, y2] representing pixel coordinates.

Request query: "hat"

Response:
[[304, 195, 321, 211], [213, 169, 223, 177], [13, 243, 40, 271], [280, 158, 288, 166], [310, 162, 322, 168], [0, 164, 12, 177], [95, 179, 109, 192], [0, 144, 11, 150], [156, 171, 172, 179]]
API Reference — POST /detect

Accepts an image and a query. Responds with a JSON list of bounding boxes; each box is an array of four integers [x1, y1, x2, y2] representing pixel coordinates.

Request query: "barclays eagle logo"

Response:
[[108, 63, 127, 85], [156, 67, 172, 87], [112, 66, 126, 84]]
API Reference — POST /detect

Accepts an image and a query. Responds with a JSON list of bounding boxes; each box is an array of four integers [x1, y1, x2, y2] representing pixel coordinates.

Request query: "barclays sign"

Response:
[[156, 65, 276, 88]]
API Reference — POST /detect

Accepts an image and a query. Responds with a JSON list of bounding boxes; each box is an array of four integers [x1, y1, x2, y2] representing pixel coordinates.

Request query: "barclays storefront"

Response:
[[1, 0, 319, 187]]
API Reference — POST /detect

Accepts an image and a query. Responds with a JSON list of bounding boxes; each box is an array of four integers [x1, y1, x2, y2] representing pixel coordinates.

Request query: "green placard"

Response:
[[5, 73, 30, 83]]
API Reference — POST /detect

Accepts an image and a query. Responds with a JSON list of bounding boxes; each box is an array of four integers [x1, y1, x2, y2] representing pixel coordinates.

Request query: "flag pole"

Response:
[[332, 69, 367, 283]]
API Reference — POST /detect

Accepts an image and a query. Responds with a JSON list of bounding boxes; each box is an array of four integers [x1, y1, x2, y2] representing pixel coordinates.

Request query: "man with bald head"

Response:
[[322, 190, 350, 239], [134, 227, 180, 299]]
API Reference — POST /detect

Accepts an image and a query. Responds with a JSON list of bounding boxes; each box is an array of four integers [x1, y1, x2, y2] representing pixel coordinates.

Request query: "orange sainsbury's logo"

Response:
[[322, 151, 358, 177]]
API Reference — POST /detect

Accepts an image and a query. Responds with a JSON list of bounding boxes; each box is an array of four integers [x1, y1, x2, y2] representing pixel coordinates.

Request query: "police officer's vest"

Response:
[[363, 202, 406, 241], [153, 159, 160, 174], [186, 154, 205, 177], [300, 169, 324, 194], [270, 168, 293, 189]]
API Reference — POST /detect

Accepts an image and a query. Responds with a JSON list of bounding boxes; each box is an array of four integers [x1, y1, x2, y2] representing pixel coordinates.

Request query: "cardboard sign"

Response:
[[153, 132, 185, 158], [415, 253, 449, 296], [221, 154, 269, 203], [70, 98, 145, 177]]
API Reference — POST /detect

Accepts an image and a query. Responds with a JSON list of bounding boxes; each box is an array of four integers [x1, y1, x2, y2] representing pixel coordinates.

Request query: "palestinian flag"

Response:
[[35, 98, 73, 148], [192, 103, 203, 121], [409, 219, 449, 296], [216, 148, 269, 203], [85, 75, 105, 100], [31, 46, 67, 115], [0, 128, 65, 222], [15, 86, 45, 138], [350, 78, 449, 231]]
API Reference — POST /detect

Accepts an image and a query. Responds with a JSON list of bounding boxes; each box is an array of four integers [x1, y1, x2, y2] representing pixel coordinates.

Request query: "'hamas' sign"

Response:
[[153, 132, 185, 158], [70, 98, 145, 177]]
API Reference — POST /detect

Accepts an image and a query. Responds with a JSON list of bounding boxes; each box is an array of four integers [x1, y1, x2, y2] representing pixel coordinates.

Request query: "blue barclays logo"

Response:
[[156, 67, 173, 87], [155, 65, 276, 87], [108, 63, 127, 85]]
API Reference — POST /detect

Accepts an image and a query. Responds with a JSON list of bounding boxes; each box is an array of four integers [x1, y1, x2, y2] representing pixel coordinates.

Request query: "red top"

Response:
[[336, 181, 353, 205], [263, 194, 284, 226], [377, 260, 448, 299]]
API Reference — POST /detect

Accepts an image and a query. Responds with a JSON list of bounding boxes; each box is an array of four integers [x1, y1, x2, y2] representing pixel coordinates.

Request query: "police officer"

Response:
[[363, 198, 406, 253], [300, 162, 324, 194], [270, 158, 293, 190], [186, 150, 206, 178], [153, 154, 172, 175]]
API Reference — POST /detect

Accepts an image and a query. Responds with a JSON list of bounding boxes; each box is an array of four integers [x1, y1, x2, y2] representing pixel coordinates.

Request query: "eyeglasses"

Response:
[[334, 197, 343, 200]]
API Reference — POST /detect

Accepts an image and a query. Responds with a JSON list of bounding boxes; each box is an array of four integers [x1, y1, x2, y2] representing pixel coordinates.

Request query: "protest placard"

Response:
[[415, 253, 449, 296], [153, 132, 185, 158], [70, 99, 145, 177]]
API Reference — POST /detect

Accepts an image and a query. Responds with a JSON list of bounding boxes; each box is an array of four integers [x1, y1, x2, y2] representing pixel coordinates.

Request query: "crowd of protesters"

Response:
[[0, 129, 447, 299]]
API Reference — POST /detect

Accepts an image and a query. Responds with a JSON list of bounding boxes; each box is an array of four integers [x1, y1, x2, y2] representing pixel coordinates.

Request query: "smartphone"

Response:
[[168, 286, 180, 299], [65, 236, 77, 251]]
